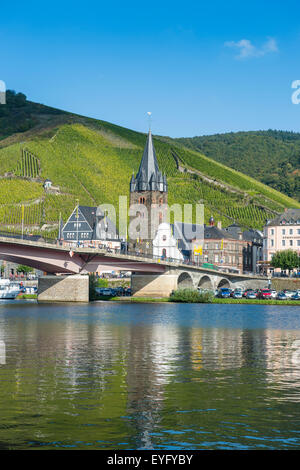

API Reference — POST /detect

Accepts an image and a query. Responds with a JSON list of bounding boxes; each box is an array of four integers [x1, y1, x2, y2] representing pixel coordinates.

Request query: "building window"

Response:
[[271, 239, 274, 247], [271, 229, 274, 235], [215, 243, 219, 249], [282, 240, 286, 247], [290, 240, 293, 246], [297, 240, 300, 246], [289, 229, 293, 235], [162, 235, 167, 241], [205, 243, 208, 249], [282, 229, 286, 235]]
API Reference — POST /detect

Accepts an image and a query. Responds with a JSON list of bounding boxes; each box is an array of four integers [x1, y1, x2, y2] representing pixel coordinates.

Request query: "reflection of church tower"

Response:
[[129, 130, 168, 255]]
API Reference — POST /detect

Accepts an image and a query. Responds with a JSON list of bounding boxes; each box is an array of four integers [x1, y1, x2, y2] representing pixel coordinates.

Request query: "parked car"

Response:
[[115, 286, 125, 296], [217, 288, 231, 298], [243, 289, 255, 298], [246, 290, 257, 299], [95, 288, 114, 296], [291, 292, 300, 300], [277, 291, 287, 300], [283, 290, 297, 299], [257, 289, 272, 299], [243, 289, 256, 298], [232, 289, 243, 299], [269, 290, 277, 299]]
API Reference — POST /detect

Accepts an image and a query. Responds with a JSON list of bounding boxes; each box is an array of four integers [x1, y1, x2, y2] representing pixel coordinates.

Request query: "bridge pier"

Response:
[[131, 272, 178, 297], [38, 275, 89, 302]]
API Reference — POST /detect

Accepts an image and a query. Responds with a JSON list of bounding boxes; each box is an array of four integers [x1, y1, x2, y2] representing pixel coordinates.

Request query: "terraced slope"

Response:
[[0, 92, 299, 239]]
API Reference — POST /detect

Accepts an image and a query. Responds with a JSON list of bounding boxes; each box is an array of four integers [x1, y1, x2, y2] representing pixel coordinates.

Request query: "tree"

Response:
[[89, 273, 98, 300], [16, 265, 34, 274], [271, 250, 300, 273]]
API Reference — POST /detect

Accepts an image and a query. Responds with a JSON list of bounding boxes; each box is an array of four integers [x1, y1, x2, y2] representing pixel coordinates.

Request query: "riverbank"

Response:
[[16, 294, 37, 299], [14, 293, 300, 305], [110, 296, 300, 306]]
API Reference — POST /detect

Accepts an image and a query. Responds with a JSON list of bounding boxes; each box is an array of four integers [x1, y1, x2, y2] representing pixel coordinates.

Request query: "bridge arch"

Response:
[[177, 272, 194, 289], [217, 278, 231, 288], [198, 275, 213, 290]]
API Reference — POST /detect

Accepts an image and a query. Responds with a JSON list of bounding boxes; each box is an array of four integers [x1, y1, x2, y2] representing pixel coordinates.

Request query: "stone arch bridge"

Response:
[[0, 236, 268, 301], [133, 266, 268, 297]]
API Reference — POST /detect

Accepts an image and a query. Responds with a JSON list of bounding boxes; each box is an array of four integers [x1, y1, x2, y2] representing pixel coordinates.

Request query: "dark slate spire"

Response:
[[130, 130, 167, 192], [137, 130, 159, 182], [130, 173, 136, 192]]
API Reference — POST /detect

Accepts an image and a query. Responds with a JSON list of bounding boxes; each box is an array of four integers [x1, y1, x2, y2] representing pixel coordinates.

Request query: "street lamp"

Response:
[[75, 199, 79, 247]]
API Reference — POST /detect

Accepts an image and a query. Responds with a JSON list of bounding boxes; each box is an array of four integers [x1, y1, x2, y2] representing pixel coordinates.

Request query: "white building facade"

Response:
[[153, 223, 183, 261], [263, 209, 300, 273]]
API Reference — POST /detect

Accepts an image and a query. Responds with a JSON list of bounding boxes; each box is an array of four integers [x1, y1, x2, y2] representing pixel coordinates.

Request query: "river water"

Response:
[[0, 300, 300, 450]]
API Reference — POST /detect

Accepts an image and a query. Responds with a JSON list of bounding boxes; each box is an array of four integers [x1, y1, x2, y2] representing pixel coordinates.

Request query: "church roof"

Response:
[[130, 130, 167, 192], [136, 130, 159, 183]]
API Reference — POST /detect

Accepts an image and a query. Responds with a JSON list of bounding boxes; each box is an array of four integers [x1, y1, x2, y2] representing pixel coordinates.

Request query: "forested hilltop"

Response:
[[0, 90, 68, 139], [176, 131, 300, 201], [0, 91, 299, 240]]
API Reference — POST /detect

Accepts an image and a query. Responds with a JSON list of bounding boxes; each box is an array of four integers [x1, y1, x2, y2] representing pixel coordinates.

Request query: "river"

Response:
[[0, 300, 300, 449]]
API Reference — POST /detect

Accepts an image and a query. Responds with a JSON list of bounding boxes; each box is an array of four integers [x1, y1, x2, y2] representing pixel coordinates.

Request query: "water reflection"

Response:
[[0, 301, 300, 449]]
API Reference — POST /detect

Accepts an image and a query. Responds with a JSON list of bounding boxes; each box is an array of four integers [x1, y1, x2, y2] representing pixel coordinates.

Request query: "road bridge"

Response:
[[0, 236, 269, 301]]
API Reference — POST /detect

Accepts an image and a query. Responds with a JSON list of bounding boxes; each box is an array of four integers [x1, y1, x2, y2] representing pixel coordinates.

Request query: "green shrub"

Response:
[[170, 288, 214, 303], [97, 278, 109, 287]]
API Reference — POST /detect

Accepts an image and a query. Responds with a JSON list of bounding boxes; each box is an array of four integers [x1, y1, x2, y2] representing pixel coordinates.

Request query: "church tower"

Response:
[[129, 130, 168, 255]]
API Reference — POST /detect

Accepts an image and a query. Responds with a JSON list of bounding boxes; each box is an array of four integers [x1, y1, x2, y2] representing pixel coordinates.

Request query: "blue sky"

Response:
[[1, 0, 300, 137]]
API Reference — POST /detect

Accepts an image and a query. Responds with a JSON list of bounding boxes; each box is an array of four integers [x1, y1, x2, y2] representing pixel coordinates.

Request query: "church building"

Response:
[[129, 130, 168, 255]]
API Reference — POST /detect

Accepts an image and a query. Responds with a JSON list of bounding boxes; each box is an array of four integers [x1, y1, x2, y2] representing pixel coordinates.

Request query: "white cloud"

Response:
[[225, 37, 278, 59]]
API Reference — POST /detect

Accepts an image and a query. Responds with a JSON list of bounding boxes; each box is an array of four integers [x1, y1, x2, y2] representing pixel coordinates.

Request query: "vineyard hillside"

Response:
[[176, 130, 300, 201], [0, 91, 299, 239]]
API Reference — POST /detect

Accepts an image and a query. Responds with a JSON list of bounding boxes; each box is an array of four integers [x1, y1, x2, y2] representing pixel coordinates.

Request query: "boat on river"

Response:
[[0, 279, 20, 299]]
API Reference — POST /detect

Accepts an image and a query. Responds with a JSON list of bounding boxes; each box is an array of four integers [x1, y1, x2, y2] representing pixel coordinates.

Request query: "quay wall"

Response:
[[271, 278, 300, 291]]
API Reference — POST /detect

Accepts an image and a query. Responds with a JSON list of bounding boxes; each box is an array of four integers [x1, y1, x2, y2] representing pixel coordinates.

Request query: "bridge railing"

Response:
[[0, 230, 57, 245], [0, 231, 267, 276], [0, 231, 200, 266]]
